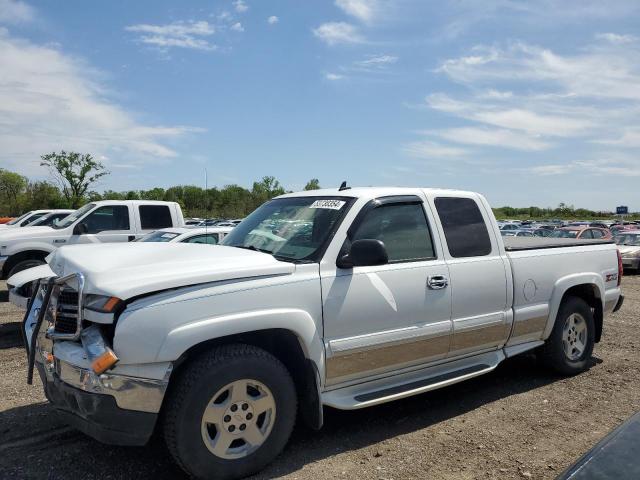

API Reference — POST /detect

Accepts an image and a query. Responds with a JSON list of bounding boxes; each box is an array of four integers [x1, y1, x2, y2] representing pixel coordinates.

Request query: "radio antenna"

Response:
[[204, 168, 208, 235]]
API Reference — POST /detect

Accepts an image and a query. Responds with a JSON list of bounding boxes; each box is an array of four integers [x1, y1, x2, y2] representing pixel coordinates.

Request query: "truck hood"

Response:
[[47, 243, 296, 299], [0, 226, 55, 241]]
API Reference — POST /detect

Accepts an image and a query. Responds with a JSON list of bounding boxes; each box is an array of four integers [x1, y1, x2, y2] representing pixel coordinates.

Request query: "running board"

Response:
[[322, 350, 504, 410]]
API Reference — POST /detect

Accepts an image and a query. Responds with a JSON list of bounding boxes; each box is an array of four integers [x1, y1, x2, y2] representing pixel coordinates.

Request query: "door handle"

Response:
[[427, 275, 449, 290], [128, 235, 136, 242]]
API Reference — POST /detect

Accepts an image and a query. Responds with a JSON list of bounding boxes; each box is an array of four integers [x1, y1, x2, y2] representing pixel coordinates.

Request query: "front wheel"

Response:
[[539, 296, 595, 375], [163, 344, 297, 480]]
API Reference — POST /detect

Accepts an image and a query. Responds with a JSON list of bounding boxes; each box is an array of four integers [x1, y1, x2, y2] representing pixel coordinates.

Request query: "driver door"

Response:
[[69, 205, 134, 244], [321, 196, 452, 386]]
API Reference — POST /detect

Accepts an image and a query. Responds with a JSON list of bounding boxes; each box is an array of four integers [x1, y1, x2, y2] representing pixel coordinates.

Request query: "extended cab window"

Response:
[[139, 205, 173, 229], [352, 203, 435, 263], [434, 197, 491, 258], [84, 206, 130, 233]]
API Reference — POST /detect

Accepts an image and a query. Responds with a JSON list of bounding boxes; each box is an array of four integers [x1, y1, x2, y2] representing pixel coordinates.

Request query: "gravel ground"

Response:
[[0, 275, 638, 480]]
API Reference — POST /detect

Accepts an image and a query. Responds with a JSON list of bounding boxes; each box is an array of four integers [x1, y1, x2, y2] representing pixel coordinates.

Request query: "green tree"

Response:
[[40, 151, 109, 208], [304, 178, 321, 190], [0, 169, 27, 215], [23, 181, 66, 210]]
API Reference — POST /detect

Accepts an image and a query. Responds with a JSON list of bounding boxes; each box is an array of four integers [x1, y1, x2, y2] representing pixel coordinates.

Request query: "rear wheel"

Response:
[[8, 259, 45, 278], [163, 344, 297, 480], [539, 296, 595, 375]]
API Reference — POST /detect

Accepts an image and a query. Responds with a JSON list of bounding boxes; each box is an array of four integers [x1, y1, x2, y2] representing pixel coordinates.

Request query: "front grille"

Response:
[[54, 289, 79, 335]]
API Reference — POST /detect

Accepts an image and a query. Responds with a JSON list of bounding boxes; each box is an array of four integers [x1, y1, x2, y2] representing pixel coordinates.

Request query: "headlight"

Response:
[[84, 294, 123, 313]]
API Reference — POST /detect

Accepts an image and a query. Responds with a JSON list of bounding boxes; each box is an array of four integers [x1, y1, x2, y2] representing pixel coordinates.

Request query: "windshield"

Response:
[[615, 234, 640, 246], [222, 196, 353, 262], [139, 231, 181, 242], [551, 229, 579, 238], [29, 213, 55, 226], [6, 212, 31, 225], [52, 204, 94, 229]]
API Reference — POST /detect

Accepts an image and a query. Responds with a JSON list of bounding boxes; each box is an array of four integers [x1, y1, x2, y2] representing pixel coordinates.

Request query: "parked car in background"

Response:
[[20, 186, 623, 479], [138, 226, 233, 245], [0, 217, 14, 224], [533, 228, 554, 237], [499, 223, 521, 231], [0, 200, 184, 279], [184, 218, 204, 226], [0, 209, 73, 229], [501, 229, 534, 237], [551, 227, 612, 240], [615, 230, 640, 272], [27, 210, 74, 227]]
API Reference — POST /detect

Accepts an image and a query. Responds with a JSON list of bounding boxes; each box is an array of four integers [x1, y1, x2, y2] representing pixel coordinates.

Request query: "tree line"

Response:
[[1, 151, 323, 218], [0, 151, 635, 220]]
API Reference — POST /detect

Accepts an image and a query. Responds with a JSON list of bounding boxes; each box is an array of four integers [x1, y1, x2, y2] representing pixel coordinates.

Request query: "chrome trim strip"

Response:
[[326, 322, 452, 383], [328, 320, 451, 354]]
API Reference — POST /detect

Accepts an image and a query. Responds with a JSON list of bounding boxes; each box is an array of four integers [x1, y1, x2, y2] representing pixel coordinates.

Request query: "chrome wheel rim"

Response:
[[562, 313, 588, 361], [201, 379, 276, 459]]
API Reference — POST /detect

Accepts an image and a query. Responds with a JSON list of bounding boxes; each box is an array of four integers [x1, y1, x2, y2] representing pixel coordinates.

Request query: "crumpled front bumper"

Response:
[[36, 362, 158, 446]]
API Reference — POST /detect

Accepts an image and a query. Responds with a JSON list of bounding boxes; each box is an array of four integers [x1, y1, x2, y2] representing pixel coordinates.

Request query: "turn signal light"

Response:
[[91, 349, 119, 375]]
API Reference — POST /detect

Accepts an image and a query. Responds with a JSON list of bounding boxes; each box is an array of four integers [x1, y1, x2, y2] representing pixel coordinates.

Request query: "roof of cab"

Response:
[[276, 186, 477, 201]]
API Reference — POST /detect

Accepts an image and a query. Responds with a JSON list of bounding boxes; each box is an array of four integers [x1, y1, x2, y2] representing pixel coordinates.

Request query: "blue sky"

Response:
[[1, 0, 639, 210]]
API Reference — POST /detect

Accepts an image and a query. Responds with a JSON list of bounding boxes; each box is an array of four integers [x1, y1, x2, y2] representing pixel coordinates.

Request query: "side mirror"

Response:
[[73, 222, 88, 235], [337, 239, 388, 268]]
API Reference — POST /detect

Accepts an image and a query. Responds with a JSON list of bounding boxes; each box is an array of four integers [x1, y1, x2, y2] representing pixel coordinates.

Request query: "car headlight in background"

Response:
[[84, 294, 123, 313]]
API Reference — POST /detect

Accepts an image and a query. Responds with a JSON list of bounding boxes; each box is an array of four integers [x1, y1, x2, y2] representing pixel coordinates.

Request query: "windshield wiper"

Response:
[[233, 245, 275, 255]]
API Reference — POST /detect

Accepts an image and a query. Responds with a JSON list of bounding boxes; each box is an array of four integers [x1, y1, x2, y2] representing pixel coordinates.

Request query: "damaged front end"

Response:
[[22, 273, 170, 446]]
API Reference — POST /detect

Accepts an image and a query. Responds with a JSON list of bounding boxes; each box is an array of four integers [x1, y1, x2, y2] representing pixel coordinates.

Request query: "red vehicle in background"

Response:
[[0, 217, 15, 224], [550, 226, 613, 240]]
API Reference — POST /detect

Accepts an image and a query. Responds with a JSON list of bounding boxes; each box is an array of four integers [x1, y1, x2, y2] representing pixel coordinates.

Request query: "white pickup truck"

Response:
[[22, 187, 624, 480], [0, 200, 184, 279]]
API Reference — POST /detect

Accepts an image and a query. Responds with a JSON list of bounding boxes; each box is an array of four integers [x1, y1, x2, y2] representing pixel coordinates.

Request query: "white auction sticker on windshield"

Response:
[[310, 199, 346, 210]]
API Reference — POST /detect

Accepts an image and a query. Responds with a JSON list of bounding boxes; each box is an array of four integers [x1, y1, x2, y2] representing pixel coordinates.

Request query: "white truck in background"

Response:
[[0, 200, 184, 279], [0, 209, 74, 229], [22, 187, 623, 480]]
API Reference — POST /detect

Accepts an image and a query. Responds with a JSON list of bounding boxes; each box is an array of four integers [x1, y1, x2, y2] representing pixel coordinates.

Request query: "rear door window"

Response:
[[139, 205, 173, 229], [434, 197, 492, 258]]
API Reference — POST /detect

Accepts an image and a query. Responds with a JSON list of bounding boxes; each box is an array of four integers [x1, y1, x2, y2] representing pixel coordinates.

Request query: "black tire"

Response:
[[163, 344, 297, 480], [539, 296, 595, 375], [8, 259, 45, 278]]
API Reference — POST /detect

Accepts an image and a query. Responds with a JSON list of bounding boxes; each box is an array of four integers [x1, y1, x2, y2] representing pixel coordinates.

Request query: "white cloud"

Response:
[[335, 0, 377, 23], [0, 0, 34, 24], [404, 140, 468, 159], [425, 127, 551, 151], [267, 15, 279, 25], [354, 54, 398, 70], [230, 22, 244, 32], [0, 30, 201, 175], [595, 32, 637, 44], [233, 0, 249, 13], [325, 72, 344, 81], [313, 22, 363, 45], [126, 21, 216, 51]]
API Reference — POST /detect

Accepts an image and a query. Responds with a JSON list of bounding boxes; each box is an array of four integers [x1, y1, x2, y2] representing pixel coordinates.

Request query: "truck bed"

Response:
[[503, 237, 614, 252]]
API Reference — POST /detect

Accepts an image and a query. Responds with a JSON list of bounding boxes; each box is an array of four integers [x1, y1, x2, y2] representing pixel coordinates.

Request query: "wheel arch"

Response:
[[166, 328, 324, 430], [2, 249, 50, 279], [544, 275, 604, 343]]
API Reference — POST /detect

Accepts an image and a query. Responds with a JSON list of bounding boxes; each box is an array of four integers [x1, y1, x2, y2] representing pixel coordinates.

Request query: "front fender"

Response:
[[157, 308, 323, 363], [542, 273, 604, 339]]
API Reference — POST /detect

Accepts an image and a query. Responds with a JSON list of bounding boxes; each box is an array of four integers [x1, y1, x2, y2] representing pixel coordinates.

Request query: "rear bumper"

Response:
[[36, 362, 157, 446]]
